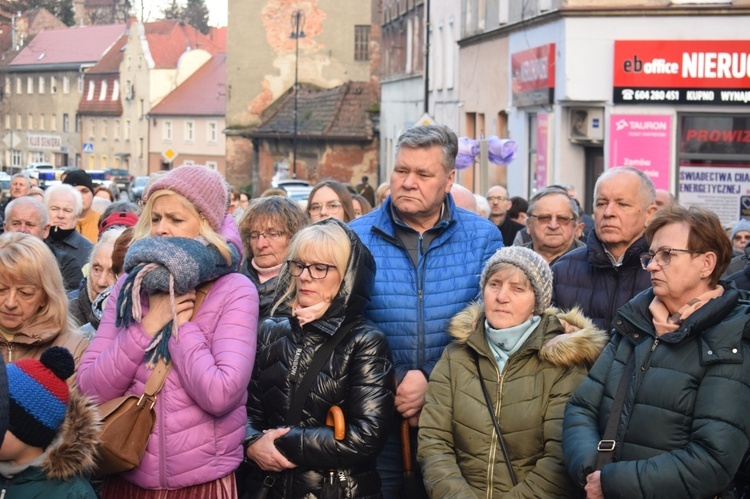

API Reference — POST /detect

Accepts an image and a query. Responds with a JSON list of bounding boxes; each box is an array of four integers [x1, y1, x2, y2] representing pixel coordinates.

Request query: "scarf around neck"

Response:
[[251, 259, 283, 283], [649, 286, 724, 335], [116, 236, 239, 367]]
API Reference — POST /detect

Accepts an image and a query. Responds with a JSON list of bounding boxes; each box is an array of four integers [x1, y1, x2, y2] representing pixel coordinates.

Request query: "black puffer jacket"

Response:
[[246, 218, 396, 499], [563, 283, 750, 498], [240, 259, 290, 318], [551, 230, 651, 331]]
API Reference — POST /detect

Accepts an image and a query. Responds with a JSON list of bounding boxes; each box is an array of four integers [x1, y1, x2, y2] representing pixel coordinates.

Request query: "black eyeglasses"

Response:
[[640, 248, 700, 270], [528, 214, 576, 227], [286, 260, 337, 279]]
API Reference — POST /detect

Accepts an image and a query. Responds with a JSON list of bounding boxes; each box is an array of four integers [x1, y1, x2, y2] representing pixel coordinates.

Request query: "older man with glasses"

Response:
[[486, 185, 524, 246], [524, 186, 585, 265]]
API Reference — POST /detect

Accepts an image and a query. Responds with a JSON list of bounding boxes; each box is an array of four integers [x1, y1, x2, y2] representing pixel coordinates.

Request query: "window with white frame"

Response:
[[39, 114, 45, 130], [27, 113, 32, 130], [31, 151, 45, 163], [114, 120, 120, 140], [15, 78, 21, 94], [4, 77, 9, 95], [207, 121, 218, 143], [163, 120, 173, 141], [11, 150, 22, 168], [51, 114, 56, 131], [102, 119, 108, 140], [39, 76, 45, 94], [183, 159, 194, 166], [100, 80, 108, 101], [63, 76, 70, 94], [125, 120, 131, 141], [89, 119, 95, 138], [185, 121, 195, 142], [16, 113, 21, 129], [51, 76, 57, 93], [78, 76, 84, 93], [62, 113, 69, 132], [206, 161, 218, 170], [27, 77, 33, 94], [87, 81, 95, 101], [75, 115, 80, 133]]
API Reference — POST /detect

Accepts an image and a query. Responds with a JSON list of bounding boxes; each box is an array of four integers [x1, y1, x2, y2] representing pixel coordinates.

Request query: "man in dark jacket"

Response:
[[350, 124, 502, 497], [487, 184, 524, 246], [3, 197, 82, 292], [551, 167, 657, 331]]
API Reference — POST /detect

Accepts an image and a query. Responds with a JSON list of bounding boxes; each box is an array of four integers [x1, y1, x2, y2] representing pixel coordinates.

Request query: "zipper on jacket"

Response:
[[651, 338, 660, 352], [486, 362, 505, 499], [0, 477, 10, 499]]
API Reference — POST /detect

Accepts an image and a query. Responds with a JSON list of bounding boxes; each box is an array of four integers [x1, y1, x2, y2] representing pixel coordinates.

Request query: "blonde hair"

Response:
[[0, 232, 75, 334], [271, 222, 352, 315], [133, 189, 232, 264]]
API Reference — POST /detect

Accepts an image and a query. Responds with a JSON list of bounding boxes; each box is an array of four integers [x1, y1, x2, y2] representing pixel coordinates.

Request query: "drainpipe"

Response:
[[423, 0, 430, 114]]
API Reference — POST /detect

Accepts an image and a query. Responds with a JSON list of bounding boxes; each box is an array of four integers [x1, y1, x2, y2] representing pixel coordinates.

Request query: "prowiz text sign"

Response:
[[613, 40, 750, 105]]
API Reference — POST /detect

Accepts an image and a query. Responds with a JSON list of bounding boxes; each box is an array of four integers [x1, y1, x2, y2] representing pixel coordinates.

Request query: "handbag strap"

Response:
[[142, 280, 215, 398], [595, 353, 636, 470], [471, 349, 517, 486], [286, 321, 356, 426]]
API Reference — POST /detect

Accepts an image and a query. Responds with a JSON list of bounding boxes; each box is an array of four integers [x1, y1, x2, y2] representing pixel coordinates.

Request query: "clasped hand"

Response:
[[246, 428, 297, 472], [142, 290, 196, 337]]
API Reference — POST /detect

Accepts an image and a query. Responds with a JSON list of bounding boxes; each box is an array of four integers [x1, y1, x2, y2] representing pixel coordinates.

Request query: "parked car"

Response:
[[0, 172, 10, 194], [274, 179, 313, 204], [87, 169, 121, 199], [23, 163, 55, 178], [128, 176, 149, 203], [104, 168, 133, 191]]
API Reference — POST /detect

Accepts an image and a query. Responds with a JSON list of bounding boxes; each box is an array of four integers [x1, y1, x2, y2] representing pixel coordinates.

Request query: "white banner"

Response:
[[26, 133, 62, 150], [679, 164, 750, 225]]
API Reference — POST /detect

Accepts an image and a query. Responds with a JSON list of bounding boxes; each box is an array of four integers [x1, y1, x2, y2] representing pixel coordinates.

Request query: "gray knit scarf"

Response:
[[115, 236, 239, 367]]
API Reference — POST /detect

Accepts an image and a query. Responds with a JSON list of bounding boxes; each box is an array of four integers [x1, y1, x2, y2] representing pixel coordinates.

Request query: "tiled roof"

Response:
[[87, 33, 127, 74], [250, 82, 377, 141], [78, 74, 122, 115], [150, 53, 226, 116], [144, 20, 222, 68], [10, 23, 126, 66]]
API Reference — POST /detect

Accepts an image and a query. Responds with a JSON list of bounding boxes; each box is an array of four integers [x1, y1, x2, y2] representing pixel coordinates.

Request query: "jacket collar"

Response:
[[586, 231, 650, 270]]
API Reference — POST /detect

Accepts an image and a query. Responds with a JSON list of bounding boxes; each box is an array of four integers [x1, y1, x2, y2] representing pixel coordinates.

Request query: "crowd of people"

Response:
[[0, 124, 748, 498]]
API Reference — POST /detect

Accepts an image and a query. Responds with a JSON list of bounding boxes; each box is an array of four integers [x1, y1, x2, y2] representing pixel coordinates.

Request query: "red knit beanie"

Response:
[[144, 165, 228, 232]]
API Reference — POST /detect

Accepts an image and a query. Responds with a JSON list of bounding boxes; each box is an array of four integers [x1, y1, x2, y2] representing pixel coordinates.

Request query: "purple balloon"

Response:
[[487, 136, 518, 166], [456, 137, 479, 170]]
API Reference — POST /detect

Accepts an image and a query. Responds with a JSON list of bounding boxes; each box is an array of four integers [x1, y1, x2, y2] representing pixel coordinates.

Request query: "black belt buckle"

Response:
[[597, 439, 616, 452]]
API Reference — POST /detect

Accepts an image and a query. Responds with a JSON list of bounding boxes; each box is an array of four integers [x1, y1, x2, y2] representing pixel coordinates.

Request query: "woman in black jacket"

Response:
[[245, 218, 396, 498]]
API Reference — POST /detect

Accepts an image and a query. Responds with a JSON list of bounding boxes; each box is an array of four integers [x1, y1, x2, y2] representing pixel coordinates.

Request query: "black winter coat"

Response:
[[563, 283, 750, 498], [246, 218, 396, 499], [240, 259, 289, 319], [551, 230, 651, 331]]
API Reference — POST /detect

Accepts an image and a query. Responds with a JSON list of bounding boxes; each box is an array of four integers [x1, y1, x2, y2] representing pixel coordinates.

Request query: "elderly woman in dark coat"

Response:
[[563, 206, 750, 499]]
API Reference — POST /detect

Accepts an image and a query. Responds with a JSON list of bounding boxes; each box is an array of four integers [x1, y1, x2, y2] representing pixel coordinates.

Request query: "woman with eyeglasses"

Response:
[[243, 218, 395, 498], [563, 205, 750, 499], [238, 196, 309, 318], [306, 180, 355, 223]]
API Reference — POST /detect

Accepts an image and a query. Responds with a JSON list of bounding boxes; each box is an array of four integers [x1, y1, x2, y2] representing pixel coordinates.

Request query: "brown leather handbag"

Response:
[[95, 281, 213, 476]]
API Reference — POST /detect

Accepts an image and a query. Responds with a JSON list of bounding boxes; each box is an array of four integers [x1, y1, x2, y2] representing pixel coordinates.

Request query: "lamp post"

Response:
[[289, 9, 306, 179]]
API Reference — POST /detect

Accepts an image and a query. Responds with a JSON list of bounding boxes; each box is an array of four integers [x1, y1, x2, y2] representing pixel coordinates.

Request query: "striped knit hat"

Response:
[[480, 246, 552, 315], [7, 347, 74, 449]]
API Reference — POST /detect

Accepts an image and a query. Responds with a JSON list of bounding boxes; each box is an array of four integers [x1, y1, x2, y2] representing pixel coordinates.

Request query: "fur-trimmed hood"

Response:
[[448, 302, 607, 367], [40, 390, 100, 480]]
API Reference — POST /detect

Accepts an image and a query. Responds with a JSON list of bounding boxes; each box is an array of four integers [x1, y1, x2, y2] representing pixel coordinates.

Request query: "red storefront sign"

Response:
[[512, 43, 555, 107], [613, 40, 750, 105]]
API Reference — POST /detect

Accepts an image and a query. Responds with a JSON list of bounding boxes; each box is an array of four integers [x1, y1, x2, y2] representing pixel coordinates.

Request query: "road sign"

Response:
[[83, 142, 94, 153], [162, 147, 178, 163], [2, 134, 20, 148]]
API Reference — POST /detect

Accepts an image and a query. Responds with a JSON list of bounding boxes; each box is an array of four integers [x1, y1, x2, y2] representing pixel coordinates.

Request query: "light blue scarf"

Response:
[[485, 316, 540, 372]]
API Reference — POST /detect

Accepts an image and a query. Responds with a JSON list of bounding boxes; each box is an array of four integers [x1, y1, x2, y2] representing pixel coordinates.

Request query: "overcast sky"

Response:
[[141, 0, 228, 27]]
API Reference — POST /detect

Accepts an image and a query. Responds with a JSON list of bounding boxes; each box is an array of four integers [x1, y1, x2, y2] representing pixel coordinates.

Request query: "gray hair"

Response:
[[528, 186, 579, 221], [11, 173, 31, 188], [396, 124, 458, 173], [595, 167, 656, 208], [5, 196, 49, 226], [44, 183, 83, 216], [89, 226, 125, 267]]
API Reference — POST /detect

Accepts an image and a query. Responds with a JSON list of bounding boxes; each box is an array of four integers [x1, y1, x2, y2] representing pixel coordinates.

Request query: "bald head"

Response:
[[451, 184, 477, 212]]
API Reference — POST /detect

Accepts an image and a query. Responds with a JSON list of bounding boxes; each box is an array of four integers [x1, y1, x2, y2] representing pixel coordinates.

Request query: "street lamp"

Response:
[[289, 9, 305, 179]]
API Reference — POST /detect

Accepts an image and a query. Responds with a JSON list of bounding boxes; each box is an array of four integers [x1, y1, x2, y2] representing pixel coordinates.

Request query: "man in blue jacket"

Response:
[[551, 166, 657, 331], [350, 124, 502, 497]]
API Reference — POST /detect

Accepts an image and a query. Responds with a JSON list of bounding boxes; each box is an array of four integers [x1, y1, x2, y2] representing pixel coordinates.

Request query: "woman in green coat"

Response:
[[418, 246, 607, 498]]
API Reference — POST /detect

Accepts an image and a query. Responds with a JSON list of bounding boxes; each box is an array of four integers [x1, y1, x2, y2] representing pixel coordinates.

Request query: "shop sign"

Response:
[[512, 43, 555, 107], [679, 114, 750, 157], [27, 133, 62, 150], [609, 114, 671, 190], [613, 40, 750, 105]]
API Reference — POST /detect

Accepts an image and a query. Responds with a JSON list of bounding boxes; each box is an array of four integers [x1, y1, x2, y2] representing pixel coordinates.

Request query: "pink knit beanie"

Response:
[[144, 165, 228, 232]]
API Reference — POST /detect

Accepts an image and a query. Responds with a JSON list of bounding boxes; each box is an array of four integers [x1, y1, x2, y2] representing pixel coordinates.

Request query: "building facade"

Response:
[[226, 0, 381, 193]]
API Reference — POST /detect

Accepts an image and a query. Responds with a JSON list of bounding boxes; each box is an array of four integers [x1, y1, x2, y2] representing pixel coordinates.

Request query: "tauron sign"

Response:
[[613, 41, 750, 105]]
